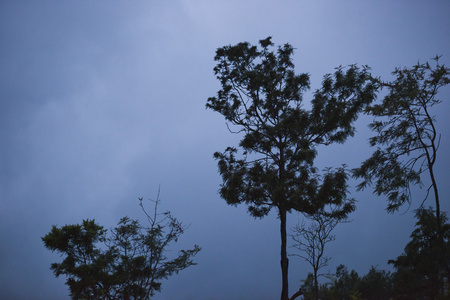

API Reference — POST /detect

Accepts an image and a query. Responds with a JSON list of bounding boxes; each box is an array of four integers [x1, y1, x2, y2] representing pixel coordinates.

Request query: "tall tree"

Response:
[[206, 37, 377, 300], [353, 57, 450, 284], [42, 192, 200, 299]]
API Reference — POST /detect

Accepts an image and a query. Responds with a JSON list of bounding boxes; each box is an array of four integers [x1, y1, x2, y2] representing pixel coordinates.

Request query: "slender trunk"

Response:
[[313, 268, 319, 300], [428, 155, 450, 289], [279, 143, 290, 300], [428, 154, 442, 249], [429, 167, 442, 239], [280, 206, 289, 300], [419, 95, 449, 292]]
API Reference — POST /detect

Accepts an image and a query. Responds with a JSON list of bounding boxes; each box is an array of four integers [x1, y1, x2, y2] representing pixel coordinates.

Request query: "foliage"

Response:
[[42, 195, 200, 300], [299, 273, 319, 300], [358, 266, 393, 300], [306, 209, 450, 299], [389, 207, 450, 299], [353, 57, 449, 214], [353, 57, 450, 298], [299, 264, 392, 300], [207, 36, 377, 300], [333, 264, 362, 300]]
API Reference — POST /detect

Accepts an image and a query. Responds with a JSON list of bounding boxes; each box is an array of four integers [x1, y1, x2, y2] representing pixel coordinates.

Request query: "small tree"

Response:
[[291, 208, 350, 300], [207, 37, 377, 300], [42, 191, 200, 299]]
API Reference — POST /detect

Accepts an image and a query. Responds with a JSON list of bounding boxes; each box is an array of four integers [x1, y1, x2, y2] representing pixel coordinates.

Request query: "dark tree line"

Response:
[[298, 207, 450, 300]]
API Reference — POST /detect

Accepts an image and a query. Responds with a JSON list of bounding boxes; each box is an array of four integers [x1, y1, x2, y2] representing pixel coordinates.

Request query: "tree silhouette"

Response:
[[42, 191, 200, 299], [207, 37, 377, 300], [291, 210, 348, 300]]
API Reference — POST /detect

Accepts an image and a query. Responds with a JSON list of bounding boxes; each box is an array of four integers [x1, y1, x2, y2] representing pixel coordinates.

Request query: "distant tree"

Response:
[[353, 57, 450, 280], [389, 207, 450, 299], [333, 264, 362, 300], [290, 206, 352, 300], [358, 266, 392, 300], [42, 191, 200, 299], [207, 37, 377, 300]]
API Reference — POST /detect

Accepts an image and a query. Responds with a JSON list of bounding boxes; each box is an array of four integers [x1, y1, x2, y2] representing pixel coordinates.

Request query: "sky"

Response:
[[0, 1, 449, 299]]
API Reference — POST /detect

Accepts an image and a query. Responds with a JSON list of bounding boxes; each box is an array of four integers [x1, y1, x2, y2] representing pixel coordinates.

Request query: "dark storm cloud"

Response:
[[1, 1, 449, 299]]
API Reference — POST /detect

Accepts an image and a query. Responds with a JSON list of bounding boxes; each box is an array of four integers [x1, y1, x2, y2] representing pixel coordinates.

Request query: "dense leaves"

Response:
[[389, 208, 450, 299], [42, 197, 200, 300], [207, 37, 377, 300], [208, 38, 376, 219]]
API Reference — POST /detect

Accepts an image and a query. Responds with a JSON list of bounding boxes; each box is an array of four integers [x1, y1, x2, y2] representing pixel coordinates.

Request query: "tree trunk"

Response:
[[428, 156, 450, 289], [313, 268, 319, 300], [280, 206, 289, 300]]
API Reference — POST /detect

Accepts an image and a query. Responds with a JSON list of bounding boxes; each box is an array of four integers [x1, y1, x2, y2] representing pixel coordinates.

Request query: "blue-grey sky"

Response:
[[1, 1, 449, 299]]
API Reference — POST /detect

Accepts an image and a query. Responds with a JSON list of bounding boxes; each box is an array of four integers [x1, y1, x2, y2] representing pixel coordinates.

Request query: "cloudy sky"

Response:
[[1, 1, 449, 299]]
